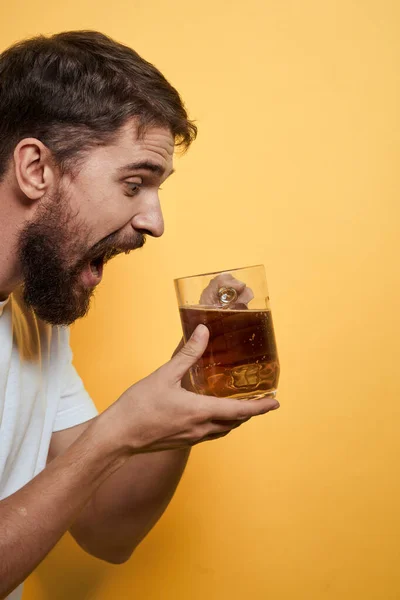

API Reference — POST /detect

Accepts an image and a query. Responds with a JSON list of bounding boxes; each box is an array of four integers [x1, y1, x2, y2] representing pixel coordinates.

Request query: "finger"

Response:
[[203, 396, 280, 421], [237, 287, 255, 305], [166, 324, 209, 383], [215, 274, 247, 298], [199, 274, 247, 305], [199, 421, 237, 443], [200, 431, 231, 443], [216, 273, 246, 290], [181, 370, 195, 392], [171, 338, 197, 390], [200, 415, 252, 442], [172, 338, 184, 358]]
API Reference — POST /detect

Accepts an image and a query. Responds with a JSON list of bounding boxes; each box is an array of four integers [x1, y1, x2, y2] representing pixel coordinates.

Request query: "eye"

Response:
[[125, 181, 141, 196]]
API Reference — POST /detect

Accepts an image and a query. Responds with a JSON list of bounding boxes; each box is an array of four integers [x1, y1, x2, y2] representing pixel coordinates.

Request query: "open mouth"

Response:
[[80, 254, 105, 288], [78, 233, 145, 289], [90, 255, 104, 278]]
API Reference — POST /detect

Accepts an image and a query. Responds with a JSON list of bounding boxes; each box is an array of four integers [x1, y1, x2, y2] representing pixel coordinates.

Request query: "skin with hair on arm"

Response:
[[0, 325, 278, 598], [0, 30, 280, 598], [49, 273, 261, 564]]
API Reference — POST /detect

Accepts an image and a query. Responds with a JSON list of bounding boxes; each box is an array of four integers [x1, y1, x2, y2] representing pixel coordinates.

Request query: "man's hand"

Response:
[[64, 323, 278, 563], [199, 272, 254, 307], [103, 324, 279, 454], [0, 316, 278, 597]]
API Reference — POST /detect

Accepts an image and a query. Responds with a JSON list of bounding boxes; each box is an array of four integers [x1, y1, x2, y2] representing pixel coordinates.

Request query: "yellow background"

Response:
[[1, 1, 400, 598]]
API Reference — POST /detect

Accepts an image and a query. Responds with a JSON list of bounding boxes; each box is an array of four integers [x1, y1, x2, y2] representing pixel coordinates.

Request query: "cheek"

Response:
[[96, 197, 135, 238], [68, 183, 130, 241]]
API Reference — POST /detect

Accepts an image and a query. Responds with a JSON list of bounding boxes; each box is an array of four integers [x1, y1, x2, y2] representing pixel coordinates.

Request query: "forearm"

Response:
[[69, 345, 193, 563], [70, 448, 190, 563], [0, 419, 126, 599], [53, 330, 277, 565]]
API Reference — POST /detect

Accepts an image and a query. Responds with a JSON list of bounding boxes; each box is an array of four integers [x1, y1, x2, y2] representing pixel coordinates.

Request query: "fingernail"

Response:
[[260, 401, 280, 414]]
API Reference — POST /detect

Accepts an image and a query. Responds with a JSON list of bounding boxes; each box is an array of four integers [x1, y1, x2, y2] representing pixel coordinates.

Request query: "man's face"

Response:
[[18, 123, 174, 325]]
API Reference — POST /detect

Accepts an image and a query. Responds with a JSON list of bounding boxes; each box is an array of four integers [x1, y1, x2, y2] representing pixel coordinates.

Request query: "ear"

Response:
[[13, 138, 56, 201]]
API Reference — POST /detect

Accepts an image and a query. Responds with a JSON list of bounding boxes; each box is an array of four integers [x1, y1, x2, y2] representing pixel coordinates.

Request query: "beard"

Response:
[[18, 190, 146, 326]]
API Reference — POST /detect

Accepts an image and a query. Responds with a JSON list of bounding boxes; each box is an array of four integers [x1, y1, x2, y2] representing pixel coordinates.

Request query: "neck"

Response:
[[0, 181, 24, 300], [0, 251, 21, 301]]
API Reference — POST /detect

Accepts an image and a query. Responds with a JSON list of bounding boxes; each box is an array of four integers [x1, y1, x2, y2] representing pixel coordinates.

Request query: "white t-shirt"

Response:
[[0, 290, 98, 600]]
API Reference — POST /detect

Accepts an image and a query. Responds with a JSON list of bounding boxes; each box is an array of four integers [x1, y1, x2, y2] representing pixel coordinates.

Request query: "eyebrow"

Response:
[[118, 160, 175, 178]]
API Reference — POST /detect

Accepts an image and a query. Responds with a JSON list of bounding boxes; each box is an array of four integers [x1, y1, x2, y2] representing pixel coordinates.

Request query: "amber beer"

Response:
[[179, 306, 280, 400]]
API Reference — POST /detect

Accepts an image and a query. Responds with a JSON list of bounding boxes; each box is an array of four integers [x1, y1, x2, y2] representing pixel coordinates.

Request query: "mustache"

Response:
[[76, 231, 147, 270]]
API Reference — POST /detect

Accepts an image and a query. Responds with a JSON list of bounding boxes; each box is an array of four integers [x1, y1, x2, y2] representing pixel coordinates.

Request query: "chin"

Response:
[[24, 285, 93, 327]]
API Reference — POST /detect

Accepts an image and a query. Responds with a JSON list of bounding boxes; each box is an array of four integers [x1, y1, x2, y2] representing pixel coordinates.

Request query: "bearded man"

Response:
[[0, 31, 279, 600]]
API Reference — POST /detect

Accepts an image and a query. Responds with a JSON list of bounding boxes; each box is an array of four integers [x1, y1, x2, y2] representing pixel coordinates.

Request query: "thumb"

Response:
[[167, 324, 209, 383]]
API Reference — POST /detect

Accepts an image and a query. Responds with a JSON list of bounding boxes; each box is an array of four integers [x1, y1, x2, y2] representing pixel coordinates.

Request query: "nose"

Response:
[[131, 195, 165, 238]]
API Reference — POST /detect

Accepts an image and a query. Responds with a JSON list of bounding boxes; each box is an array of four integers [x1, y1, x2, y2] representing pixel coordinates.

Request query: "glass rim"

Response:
[[174, 264, 265, 282]]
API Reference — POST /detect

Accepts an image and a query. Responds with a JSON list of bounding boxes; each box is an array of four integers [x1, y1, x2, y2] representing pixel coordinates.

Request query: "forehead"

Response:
[[68, 121, 175, 184], [111, 121, 175, 167]]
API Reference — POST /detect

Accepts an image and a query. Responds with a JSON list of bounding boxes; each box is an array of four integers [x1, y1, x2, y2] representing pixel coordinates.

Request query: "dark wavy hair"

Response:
[[0, 30, 197, 179]]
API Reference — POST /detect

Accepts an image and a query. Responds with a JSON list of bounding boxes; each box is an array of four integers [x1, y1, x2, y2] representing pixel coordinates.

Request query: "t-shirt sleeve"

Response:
[[53, 328, 99, 432]]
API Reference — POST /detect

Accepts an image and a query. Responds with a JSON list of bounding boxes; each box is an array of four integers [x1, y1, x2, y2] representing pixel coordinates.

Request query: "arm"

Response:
[[48, 338, 195, 564], [55, 276, 265, 564], [0, 419, 127, 599], [49, 425, 190, 564], [0, 326, 278, 598]]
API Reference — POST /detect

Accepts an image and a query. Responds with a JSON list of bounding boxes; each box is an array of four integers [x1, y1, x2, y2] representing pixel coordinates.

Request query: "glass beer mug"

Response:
[[175, 265, 280, 400]]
